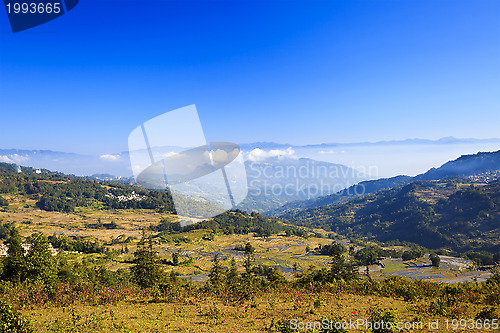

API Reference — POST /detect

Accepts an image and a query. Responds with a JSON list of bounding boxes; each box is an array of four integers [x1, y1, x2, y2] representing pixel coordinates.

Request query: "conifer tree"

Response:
[[242, 242, 255, 281], [208, 253, 225, 288], [131, 232, 163, 288], [330, 244, 358, 281], [2, 226, 25, 283], [226, 256, 239, 284], [25, 232, 56, 283]]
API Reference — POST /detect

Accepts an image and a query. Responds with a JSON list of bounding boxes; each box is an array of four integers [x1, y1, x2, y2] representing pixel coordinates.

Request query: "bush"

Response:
[[273, 318, 295, 333], [0, 196, 8, 207], [402, 248, 424, 261], [355, 247, 379, 266], [476, 306, 498, 320], [430, 253, 441, 267], [0, 300, 33, 333], [368, 306, 397, 333]]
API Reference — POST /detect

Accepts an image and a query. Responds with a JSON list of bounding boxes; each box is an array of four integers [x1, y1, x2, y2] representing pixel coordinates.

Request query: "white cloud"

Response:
[[0, 154, 29, 163], [100, 154, 121, 161], [0, 156, 13, 163], [246, 147, 297, 162], [319, 150, 345, 154], [162, 152, 177, 159], [211, 148, 239, 164], [212, 149, 227, 162]]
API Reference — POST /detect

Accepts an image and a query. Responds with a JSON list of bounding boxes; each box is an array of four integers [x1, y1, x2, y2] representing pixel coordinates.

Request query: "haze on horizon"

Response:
[[1, 138, 499, 180]]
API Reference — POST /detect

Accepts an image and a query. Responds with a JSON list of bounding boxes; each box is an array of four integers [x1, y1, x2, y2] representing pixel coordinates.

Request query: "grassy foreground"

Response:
[[17, 289, 498, 333], [4, 276, 499, 333], [19, 292, 417, 332]]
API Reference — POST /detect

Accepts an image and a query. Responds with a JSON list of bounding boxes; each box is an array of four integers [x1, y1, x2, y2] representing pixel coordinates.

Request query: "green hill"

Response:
[[0, 162, 176, 213], [281, 178, 500, 252]]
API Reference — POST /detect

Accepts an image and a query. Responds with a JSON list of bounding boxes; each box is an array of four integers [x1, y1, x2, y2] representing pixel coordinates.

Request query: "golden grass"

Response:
[[20, 290, 461, 333]]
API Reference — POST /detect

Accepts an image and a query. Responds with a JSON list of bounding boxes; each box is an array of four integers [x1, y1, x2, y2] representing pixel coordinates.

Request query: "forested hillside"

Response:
[[281, 179, 500, 252], [155, 209, 309, 238], [0, 162, 175, 213], [418, 150, 500, 180]]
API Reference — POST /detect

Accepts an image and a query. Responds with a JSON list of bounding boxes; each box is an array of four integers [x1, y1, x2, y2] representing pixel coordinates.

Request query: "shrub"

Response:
[[476, 306, 498, 320], [430, 253, 441, 267], [368, 306, 397, 333], [273, 318, 295, 333], [0, 300, 33, 333], [0, 196, 8, 207]]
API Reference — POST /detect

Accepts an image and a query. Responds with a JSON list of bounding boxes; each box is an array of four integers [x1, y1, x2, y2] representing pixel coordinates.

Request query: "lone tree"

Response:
[[330, 243, 358, 281], [329, 242, 346, 257], [226, 256, 239, 284], [402, 248, 424, 261], [131, 233, 163, 288], [25, 232, 56, 283], [208, 253, 225, 288], [430, 253, 441, 267], [355, 246, 379, 266], [2, 226, 25, 283], [172, 252, 179, 266], [242, 242, 255, 280]]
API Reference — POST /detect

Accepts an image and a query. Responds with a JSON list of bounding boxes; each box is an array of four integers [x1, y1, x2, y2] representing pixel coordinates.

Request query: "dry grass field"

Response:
[[20, 289, 484, 333]]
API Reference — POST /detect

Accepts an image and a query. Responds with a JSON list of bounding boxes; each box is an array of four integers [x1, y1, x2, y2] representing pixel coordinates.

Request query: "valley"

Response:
[[0, 192, 491, 285]]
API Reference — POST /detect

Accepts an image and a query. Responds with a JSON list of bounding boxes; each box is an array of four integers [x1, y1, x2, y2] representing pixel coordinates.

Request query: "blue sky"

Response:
[[0, 0, 499, 155]]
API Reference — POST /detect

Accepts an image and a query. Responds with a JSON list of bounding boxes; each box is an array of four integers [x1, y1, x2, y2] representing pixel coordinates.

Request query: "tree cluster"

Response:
[[155, 210, 306, 238], [0, 165, 176, 213]]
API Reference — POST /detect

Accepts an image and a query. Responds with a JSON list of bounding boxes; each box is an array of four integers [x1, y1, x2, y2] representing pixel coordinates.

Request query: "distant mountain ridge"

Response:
[[240, 137, 500, 151], [0, 148, 368, 213], [269, 175, 412, 215], [0, 149, 123, 177]]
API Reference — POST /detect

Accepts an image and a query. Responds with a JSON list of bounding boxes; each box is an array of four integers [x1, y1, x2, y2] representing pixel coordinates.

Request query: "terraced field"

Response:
[[0, 194, 492, 285]]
